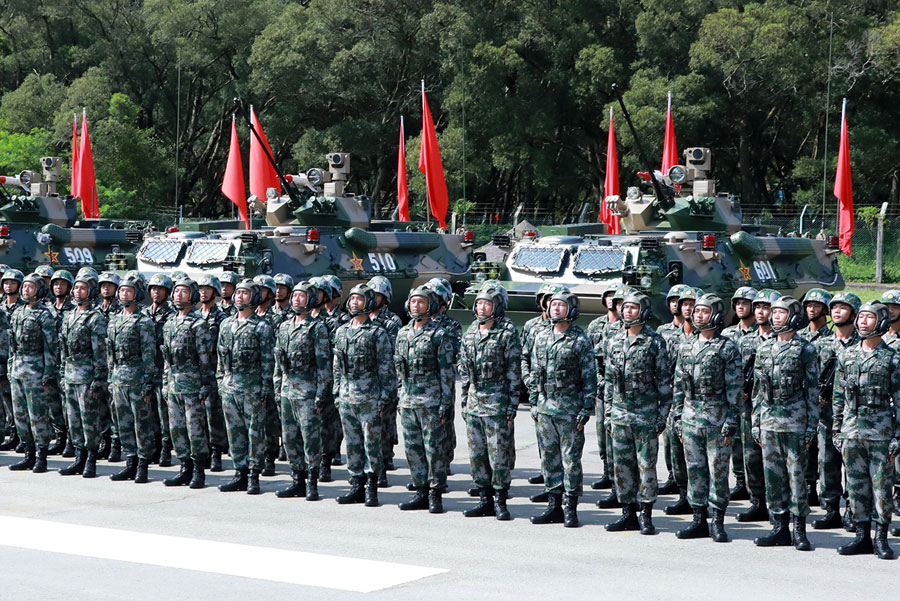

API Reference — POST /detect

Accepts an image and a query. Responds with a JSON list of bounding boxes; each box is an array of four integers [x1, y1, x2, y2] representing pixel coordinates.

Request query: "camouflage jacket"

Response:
[[0, 310, 9, 378], [798, 323, 833, 344], [738, 328, 774, 414], [106, 308, 156, 389], [271, 302, 292, 324], [458, 320, 522, 416], [96, 299, 121, 321], [146, 302, 174, 385], [274, 315, 332, 405], [433, 312, 463, 362], [883, 330, 900, 350], [523, 314, 551, 350], [1, 297, 23, 321], [322, 306, 350, 337], [45, 298, 75, 328], [8, 301, 58, 382], [604, 325, 672, 427], [586, 314, 608, 347], [721, 321, 758, 342], [333, 318, 395, 405], [814, 330, 859, 421], [200, 304, 228, 373], [751, 334, 819, 433], [59, 307, 107, 385], [394, 320, 455, 410], [523, 323, 596, 416], [833, 342, 900, 441], [372, 307, 403, 343], [672, 333, 742, 429], [162, 311, 215, 395], [218, 300, 235, 318], [217, 314, 275, 396], [255, 305, 285, 331]]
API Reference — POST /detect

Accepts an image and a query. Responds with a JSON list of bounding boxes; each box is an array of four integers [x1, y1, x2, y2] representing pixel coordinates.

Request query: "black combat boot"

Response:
[[638, 502, 656, 535], [531, 492, 564, 525], [278, 444, 287, 462], [792, 514, 811, 551], [59, 449, 86, 476], [813, 501, 842, 529], [209, 448, 223, 473], [428, 488, 444, 514], [62, 438, 75, 458], [32, 447, 49, 473], [754, 512, 792, 547], [218, 467, 249, 492], [246, 468, 261, 494], [874, 522, 895, 559], [838, 521, 873, 555], [306, 468, 320, 501], [495, 488, 511, 521], [591, 473, 613, 490], [134, 458, 149, 483], [530, 490, 550, 503], [843, 503, 856, 532], [261, 453, 276, 477], [365, 473, 379, 507], [47, 428, 67, 456], [336, 476, 365, 504], [710, 508, 729, 542], [467, 485, 480, 497], [164, 458, 194, 487], [676, 506, 710, 539], [596, 488, 621, 509], [563, 493, 579, 528], [189, 460, 206, 489], [319, 456, 332, 482], [528, 473, 545, 485], [464, 488, 495, 518], [384, 457, 394, 470], [606, 503, 640, 532], [96, 432, 110, 460], [82, 450, 97, 478], [110, 455, 137, 481], [158, 439, 172, 468], [378, 467, 388, 488], [729, 477, 750, 501], [0, 427, 18, 451], [664, 489, 692, 515], [658, 472, 679, 495], [276, 469, 307, 498], [108, 438, 122, 463], [400, 487, 430, 511], [9, 448, 35, 471], [737, 496, 769, 522]]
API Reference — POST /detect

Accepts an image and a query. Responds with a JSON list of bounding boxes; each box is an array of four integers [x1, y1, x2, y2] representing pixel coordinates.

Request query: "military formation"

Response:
[[0, 264, 897, 559]]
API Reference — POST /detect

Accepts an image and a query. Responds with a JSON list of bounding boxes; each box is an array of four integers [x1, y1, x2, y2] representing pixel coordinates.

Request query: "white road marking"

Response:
[[0, 516, 446, 592]]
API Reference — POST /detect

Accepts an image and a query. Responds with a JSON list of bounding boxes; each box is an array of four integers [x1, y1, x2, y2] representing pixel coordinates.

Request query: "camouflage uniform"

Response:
[[721, 320, 757, 485], [257, 305, 287, 463], [45, 297, 75, 437], [799, 323, 834, 344], [433, 312, 462, 468], [0, 311, 10, 436], [586, 314, 610, 481], [372, 306, 402, 468], [9, 301, 58, 451], [721, 322, 758, 341], [317, 306, 345, 467], [658, 323, 689, 493], [739, 329, 774, 502], [146, 301, 175, 454], [200, 304, 230, 454], [59, 306, 107, 452]]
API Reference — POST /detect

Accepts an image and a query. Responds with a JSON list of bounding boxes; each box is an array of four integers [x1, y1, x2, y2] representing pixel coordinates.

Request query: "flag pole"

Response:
[[422, 78, 430, 227]]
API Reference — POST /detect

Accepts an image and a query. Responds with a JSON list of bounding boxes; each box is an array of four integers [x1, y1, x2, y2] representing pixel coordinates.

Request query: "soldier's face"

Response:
[[276, 285, 290, 302], [409, 295, 429, 316], [604, 294, 615, 311], [100, 282, 116, 298], [3, 280, 18, 294], [150, 286, 168, 303], [118, 286, 135, 302], [53, 280, 70, 297], [668, 298, 679, 315], [734, 299, 752, 319], [291, 290, 308, 309], [680, 299, 694, 320], [259, 288, 271, 303], [831, 303, 852, 324], [754, 303, 771, 324], [476, 299, 494, 317], [549, 299, 568, 319], [21, 281, 36, 299], [805, 301, 826, 321], [887, 304, 900, 322], [234, 288, 251, 306], [199, 286, 215, 302], [693, 305, 711, 325], [858, 311, 877, 333], [173, 286, 191, 304], [73, 281, 90, 300], [348, 294, 365, 311], [771, 307, 788, 327], [221, 282, 235, 299], [622, 302, 640, 322]]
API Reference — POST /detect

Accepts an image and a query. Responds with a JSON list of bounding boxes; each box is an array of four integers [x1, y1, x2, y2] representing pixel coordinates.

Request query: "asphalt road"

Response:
[[0, 383, 897, 600]]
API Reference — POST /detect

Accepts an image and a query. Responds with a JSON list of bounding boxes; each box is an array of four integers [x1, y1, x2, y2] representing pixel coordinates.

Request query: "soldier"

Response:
[[394, 286, 455, 513], [672, 294, 742, 542], [7, 273, 58, 473], [523, 290, 596, 528], [254, 273, 283, 476], [58, 273, 107, 478], [333, 284, 395, 507], [833, 301, 899, 559], [217, 279, 275, 495], [46, 269, 75, 457], [218, 271, 240, 317], [0, 298, 11, 453], [320, 275, 349, 328], [273, 281, 332, 501], [656, 284, 691, 496], [309, 275, 345, 480], [271, 273, 295, 322], [880, 290, 900, 519], [160, 279, 215, 489], [811, 292, 861, 530], [96, 272, 122, 320], [1, 269, 24, 319], [458, 284, 521, 520], [735, 288, 782, 522], [197, 274, 230, 472], [146, 273, 176, 467], [368, 275, 402, 485], [426, 278, 463, 468], [106, 274, 157, 484], [751, 296, 818, 551], [800, 288, 834, 343]]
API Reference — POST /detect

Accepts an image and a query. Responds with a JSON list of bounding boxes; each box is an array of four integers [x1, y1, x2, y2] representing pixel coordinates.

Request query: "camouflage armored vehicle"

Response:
[[0, 157, 149, 274]]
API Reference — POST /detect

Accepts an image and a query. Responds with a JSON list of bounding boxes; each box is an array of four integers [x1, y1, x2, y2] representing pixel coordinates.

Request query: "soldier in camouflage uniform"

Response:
[[271, 273, 295, 323], [459, 284, 521, 520], [146, 273, 176, 467], [310, 275, 345, 480], [672, 294, 742, 543], [46, 269, 75, 456], [160, 279, 215, 489], [752, 296, 818, 551], [217, 279, 276, 495], [833, 301, 900, 559], [57, 273, 107, 478], [0, 300, 11, 453], [426, 277, 463, 477], [273, 281, 332, 501], [881, 290, 900, 520], [333, 284, 395, 507], [1, 269, 24, 319], [811, 292, 861, 530], [7, 273, 58, 473], [197, 274, 230, 472], [218, 271, 239, 317], [368, 275, 402, 485], [254, 273, 284, 476], [524, 290, 596, 528], [107, 274, 157, 484], [0, 269, 22, 452]]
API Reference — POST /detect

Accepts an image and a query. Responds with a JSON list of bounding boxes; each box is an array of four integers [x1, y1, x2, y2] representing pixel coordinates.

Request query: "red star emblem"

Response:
[[43, 249, 59, 263], [350, 252, 364, 271], [738, 260, 751, 280]]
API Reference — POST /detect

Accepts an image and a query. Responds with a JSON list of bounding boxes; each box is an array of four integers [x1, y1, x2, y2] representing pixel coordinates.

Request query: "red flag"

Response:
[[397, 116, 409, 221], [76, 109, 98, 218], [662, 91, 678, 175], [834, 98, 854, 257], [70, 114, 80, 200], [417, 82, 448, 229], [249, 106, 280, 201], [222, 116, 249, 230], [604, 107, 621, 235]]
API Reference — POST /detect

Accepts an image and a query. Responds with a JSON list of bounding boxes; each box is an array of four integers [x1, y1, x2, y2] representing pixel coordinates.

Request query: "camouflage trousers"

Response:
[[760, 430, 810, 517], [204, 388, 229, 452], [166, 392, 210, 463], [280, 389, 322, 472], [99, 385, 118, 441], [152, 382, 169, 444], [740, 414, 766, 498], [682, 423, 732, 511], [732, 434, 745, 481], [611, 423, 658, 504], [11, 374, 51, 449], [380, 395, 399, 467], [842, 438, 894, 525], [320, 400, 343, 460], [264, 391, 281, 458], [817, 419, 843, 506], [221, 387, 266, 471], [537, 413, 585, 495], [666, 413, 688, 489], [465, 413, 513, 491], [338, 400, 383, 478], [65, 383, 102, 452], [46, 378, 66, 434], [401, 406, 447, 490], [594, 396, 610, 476], [0, 377, 12, 429], [112, 384, 155, 460], [442, 401, 457, 468]]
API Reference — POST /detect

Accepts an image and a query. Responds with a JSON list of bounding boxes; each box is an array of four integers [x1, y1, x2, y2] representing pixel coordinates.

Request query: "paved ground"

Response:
[[0, 385, 897, 600]]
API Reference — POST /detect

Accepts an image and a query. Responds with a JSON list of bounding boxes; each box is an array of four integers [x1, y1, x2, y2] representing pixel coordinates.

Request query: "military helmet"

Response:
[[770, 296, 804, 333], [172, 278, 200, 308], [233, 278, 262, 310], [753, 288, 782, 306], [535, 283, 569, 310], [347, 284, 378, 316], [196, 273, 222, 296], [367, 275, 392, 303], [50, 269, 74, 297], [731, 286, 758, 305], [406, 286, 441, 319], [253, 274, 277, 296], [76, 266, 99, 282], [621, 291, 652, 327], [323, 274, 343, 300], [880, 290, 900, 326], [34, 265, 55, 279], [856, 301, 892, 339], [168, 270, 187, 283], [21, 272, 48, 302], [666, 284, 692, 301], [290, 281, 318, 314], [474, 285, 507, 323], [148, 272, 174, 292], [829, 291, 862, 315], [426, 278, 453, 307], [125, 270, 147, 284], [613, 285, 638, 302], [802, 288, 833, 307], [693, 293, 726, 331], [72, 271, 98, 304], [0, 264, 9, 274], [273, 273, 295, 289], [307, 276, 331, 307], [1, 269, 23, 285], [98, 271, 121, 287], [219, 271, 240, 286], [549, 290, 579, 323], [118, 272, 146, 305], [481, 279, 510, 307]]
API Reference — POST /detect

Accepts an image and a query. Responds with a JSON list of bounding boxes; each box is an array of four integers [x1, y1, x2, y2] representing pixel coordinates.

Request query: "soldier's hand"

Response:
[[506, 406, 517, 425], [804, 429, 816, 449], [315, 399, 326, 414], [41, 378, 52, 391], [438, 404, 449, 424], [752, 427, 761, 446], [377, 400, 388, 417], [832, 434, 842, 452], [889, 437, 900, 460], [575, 409, 590, 431], [720, 423, 737, 444], [656, 416, 667, 437], [199, 386, 210, 404], [673, 420, 683, 442], [90, 380, 104, 399]]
